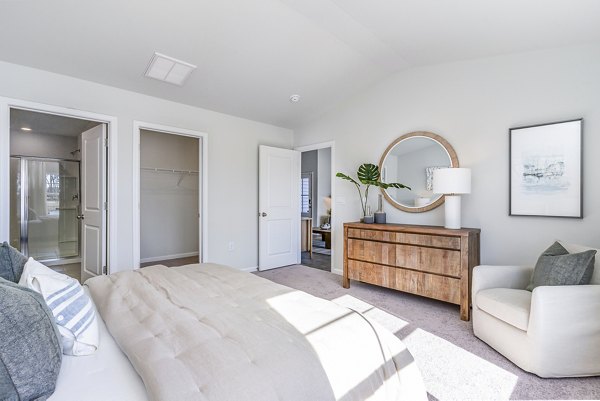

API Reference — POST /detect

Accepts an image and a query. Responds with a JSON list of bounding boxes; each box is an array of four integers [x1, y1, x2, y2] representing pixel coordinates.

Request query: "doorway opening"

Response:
[[133, 122, 207, 269], [298, 144, 333, 272], [8, 108, 108, 282]]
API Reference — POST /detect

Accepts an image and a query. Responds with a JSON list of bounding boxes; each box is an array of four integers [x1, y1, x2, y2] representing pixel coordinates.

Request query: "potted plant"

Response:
[[336, 163, 410, 222]]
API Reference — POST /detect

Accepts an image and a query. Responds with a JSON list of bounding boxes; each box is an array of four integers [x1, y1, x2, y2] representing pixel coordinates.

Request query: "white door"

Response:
[[258, 146, 300, 270], [80, 124, 106, 282]]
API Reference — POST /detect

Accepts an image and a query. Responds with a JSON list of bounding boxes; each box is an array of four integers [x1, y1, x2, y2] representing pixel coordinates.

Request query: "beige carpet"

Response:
[[255, 265, 600, 401]]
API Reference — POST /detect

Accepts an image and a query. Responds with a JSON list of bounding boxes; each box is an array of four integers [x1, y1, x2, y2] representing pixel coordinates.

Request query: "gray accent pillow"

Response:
[[0, 242, 28, 283], [0, 277, 62, 401], [527, 242, 597, 291]]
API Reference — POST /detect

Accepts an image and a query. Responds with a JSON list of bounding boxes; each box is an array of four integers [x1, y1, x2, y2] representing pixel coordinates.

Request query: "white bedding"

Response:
[[86, 263, 427, 401], [49, 288, 148, 401]]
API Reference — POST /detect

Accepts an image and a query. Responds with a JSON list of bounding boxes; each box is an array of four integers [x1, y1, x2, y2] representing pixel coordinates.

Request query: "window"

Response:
[[301, 172, 312, 217], [46, 173, 60, 215]]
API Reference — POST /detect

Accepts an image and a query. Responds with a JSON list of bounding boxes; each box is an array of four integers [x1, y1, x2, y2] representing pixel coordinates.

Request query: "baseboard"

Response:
[[140, 252, 199, 264], [240, 266, 258, 273], [331, 267, 343, 275]]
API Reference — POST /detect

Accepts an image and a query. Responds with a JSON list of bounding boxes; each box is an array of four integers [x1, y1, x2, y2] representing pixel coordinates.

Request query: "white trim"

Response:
[[140, 251, 199, 264], [0, 97, 118, 273], [133, 121, 208, 269], [331, 267, 343, 276], [294, 141, 336, 273], [239, 266, 258, 273]]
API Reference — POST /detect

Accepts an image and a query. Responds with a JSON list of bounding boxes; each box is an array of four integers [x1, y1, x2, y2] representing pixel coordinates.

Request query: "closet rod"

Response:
[[141, 167, 199, 174]]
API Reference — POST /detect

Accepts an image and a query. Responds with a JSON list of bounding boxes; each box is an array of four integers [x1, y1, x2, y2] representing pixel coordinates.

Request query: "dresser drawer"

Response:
[[348, 260, 394, 287], [347, 228, 395, 242], [348, 228, 460, 250], [394, 266, 461, 304], [395, 233, 460, 250], [348, 260, 461, 304], [395, 244, 461, 277], [347, 239, 396, 266], [348, 239, 461, 277]]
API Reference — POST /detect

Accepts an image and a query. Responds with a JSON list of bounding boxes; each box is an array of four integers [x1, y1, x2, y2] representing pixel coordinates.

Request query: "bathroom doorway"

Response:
[[9, 108, 106, 282]]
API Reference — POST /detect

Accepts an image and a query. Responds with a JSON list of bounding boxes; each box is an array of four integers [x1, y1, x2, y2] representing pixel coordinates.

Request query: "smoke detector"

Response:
[[144, 52, 197, 86], [289, 94, 301, 103]]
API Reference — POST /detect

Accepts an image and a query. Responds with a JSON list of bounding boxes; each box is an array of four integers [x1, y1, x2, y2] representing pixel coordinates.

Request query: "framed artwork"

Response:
[[509, 118, 583, 218]]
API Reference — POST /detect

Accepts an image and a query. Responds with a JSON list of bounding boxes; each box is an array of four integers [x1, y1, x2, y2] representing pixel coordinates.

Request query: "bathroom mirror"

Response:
[[379, 131, 458, 213]]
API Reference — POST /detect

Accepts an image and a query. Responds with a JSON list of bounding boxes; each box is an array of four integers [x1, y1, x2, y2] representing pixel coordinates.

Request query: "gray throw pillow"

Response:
[[0, 277, 62, 401], [527, 242, 597, 291], [0, 242, 28, 283]]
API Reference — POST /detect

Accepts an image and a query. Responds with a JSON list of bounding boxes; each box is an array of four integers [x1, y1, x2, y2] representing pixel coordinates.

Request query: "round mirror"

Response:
[[379, 131, 458, 213]]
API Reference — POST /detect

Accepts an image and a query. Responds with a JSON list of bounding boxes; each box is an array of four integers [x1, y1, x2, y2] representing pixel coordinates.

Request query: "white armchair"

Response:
[[472, 242, 600, 378]]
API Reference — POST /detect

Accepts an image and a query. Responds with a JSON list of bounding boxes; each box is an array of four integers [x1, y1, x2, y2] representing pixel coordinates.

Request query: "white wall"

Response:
[[0, 60, 293, 272], [140, 130, 199, 262], [11, 131, 79, 160], [293, 45, 600, 272], [317, 147, 331, 225]]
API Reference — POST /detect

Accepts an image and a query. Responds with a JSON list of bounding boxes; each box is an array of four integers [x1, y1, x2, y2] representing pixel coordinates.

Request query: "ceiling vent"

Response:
[[144, 52, 196, 86]]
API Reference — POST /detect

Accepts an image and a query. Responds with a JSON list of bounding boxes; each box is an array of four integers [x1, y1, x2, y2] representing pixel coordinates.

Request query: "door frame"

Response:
[[0, 97, 118, 273], [295, 141, 336, 273], [132, 121, 208, 269]]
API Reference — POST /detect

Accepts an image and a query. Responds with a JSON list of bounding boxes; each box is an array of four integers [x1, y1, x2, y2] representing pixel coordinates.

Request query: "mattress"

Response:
[[49, 288, 148, 401], [86, 263, 427, 401]]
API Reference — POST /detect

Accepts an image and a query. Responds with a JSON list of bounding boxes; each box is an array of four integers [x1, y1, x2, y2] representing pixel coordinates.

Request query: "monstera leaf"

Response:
[[356, 163, 410, 189], [336, 162, 411, 217], [379, 182, 410, 190], [357, 163, 380, 185], [336, 172, 359, 186]]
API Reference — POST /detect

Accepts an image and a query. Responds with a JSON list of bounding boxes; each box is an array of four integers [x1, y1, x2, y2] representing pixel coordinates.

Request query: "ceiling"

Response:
[[0, 0, 599, 128], [11, 109, 100, 137]]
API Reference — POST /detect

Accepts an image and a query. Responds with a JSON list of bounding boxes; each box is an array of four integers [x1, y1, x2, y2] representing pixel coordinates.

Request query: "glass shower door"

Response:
[[10, 158, 81, 262], [9, 157, 21, 250]]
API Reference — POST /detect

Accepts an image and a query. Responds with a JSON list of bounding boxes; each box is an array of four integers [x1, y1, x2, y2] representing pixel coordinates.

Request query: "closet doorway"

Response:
[[133, 122, 207, 269]]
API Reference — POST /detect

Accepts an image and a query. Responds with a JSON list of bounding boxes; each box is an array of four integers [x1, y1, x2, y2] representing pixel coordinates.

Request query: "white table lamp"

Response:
[[433, 168, 471, 229]]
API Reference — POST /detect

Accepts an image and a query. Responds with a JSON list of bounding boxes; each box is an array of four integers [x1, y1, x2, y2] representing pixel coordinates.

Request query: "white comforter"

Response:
[[86, 264, 426, 401]]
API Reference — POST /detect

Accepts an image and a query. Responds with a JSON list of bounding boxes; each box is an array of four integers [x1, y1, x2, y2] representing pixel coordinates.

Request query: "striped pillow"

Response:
[[18, 258, 99, 356]]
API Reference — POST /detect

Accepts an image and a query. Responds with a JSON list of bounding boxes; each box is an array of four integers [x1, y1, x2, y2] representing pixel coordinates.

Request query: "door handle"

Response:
[[259, 212, 267, 217], [76, 214, 85, 220]]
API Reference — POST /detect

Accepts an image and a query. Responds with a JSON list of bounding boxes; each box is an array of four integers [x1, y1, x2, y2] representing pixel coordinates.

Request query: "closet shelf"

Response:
[[141, 167, 199, 174]]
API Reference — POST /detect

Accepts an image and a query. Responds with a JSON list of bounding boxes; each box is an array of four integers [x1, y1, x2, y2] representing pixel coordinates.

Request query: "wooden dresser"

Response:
[[343, 223, 480, 320]]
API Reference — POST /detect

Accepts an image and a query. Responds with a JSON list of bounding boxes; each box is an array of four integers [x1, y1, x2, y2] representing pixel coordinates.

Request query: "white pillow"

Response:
[[18, 258, 99, 356]]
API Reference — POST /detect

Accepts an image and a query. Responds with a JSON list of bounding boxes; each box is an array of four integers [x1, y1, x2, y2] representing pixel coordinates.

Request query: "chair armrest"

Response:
[[528, 285, 600, 337], [472, 265, 533, 296]]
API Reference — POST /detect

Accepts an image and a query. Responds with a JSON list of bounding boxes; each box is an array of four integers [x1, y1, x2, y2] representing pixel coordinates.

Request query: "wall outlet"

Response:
[[228, 241, 235, 252]]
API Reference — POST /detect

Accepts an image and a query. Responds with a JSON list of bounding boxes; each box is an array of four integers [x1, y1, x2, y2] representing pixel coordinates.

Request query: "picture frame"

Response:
[[509, 118, 583, 218]]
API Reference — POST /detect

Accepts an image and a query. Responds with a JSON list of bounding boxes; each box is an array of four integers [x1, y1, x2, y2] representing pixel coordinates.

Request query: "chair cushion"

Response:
[[560, 241, 600, 285], [527, 242, 596, 291], [476, 288, 532, 331]]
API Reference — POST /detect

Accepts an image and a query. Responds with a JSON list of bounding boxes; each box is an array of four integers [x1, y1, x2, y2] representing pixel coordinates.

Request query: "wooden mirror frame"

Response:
[[379, 131, 459, 213]]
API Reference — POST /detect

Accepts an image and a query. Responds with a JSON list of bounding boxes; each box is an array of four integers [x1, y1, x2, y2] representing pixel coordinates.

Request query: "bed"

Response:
[[48, 287, 148, 401], [55, 263, 426, 401]]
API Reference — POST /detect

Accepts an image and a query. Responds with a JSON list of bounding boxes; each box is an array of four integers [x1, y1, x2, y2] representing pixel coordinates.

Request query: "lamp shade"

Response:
[[432, 168, 471, 194]]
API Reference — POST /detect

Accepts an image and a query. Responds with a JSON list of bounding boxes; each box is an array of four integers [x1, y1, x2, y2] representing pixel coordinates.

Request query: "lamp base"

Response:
[[444, 195, 462, 229]]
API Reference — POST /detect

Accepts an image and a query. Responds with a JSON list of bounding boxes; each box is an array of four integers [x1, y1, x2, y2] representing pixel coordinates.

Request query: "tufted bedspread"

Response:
[[86, 263, 426, 401]]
